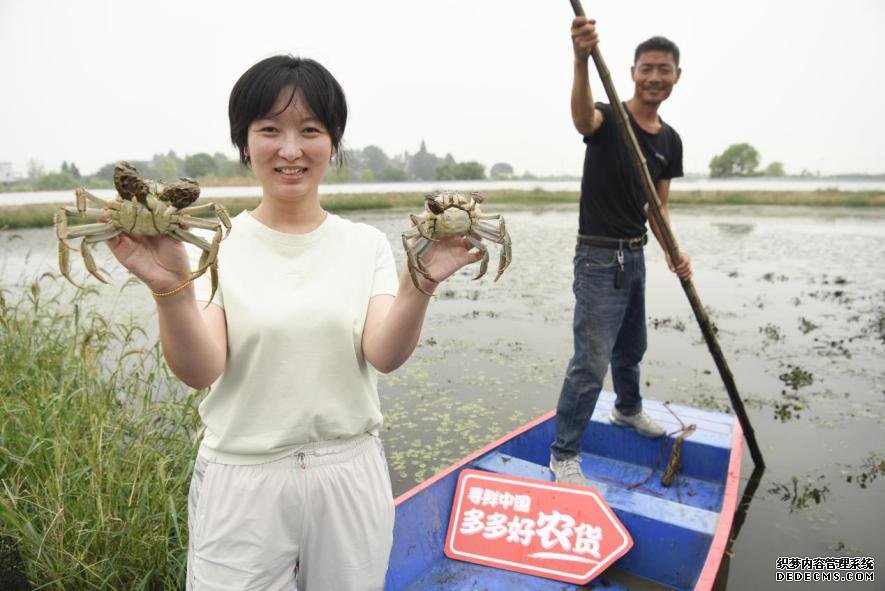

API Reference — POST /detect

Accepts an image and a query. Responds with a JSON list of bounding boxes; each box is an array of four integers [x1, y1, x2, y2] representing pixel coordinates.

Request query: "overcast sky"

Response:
[[2, 0, 883, 178]]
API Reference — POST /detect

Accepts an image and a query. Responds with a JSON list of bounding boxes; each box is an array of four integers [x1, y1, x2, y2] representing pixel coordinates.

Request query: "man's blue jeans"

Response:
[[551, 243, 647, 460]]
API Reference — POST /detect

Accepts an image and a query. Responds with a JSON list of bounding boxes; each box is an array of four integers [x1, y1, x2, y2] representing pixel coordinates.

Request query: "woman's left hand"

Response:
[[411, 235, 484, 293]]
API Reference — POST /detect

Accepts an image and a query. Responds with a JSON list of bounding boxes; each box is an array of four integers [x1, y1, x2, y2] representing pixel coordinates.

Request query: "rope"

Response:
[[627, 402, 696, 490]]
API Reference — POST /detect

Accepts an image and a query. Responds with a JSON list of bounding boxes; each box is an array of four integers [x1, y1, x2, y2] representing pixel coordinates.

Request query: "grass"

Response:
[[667, 189, 885, 207], [1, 189, 882, 230], [0, 279, 202, 589]]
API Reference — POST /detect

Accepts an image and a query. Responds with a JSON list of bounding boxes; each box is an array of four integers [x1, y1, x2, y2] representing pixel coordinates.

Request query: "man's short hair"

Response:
[[634, 36, 680, 66]]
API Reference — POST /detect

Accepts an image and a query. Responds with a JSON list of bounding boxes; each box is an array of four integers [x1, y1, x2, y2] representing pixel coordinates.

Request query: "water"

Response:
[[2, 177, 884, 206], [1, 204, 883, 589]]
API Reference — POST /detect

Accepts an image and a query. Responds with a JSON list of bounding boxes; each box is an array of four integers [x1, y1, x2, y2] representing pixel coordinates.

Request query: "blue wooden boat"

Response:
[[385, 390, 743, 590]]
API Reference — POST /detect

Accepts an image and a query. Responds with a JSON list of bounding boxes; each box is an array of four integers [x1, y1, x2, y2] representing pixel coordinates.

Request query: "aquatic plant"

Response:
[[767, 475, 830, 512], [759, 323, 784, 343], [778, 365, 814, 391], [843, 454, 885, 489], [798, 316, 819, 334]]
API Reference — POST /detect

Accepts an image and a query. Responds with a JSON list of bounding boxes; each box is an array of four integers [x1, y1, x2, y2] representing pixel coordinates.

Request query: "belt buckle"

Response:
[[628, 237, 641, 249]]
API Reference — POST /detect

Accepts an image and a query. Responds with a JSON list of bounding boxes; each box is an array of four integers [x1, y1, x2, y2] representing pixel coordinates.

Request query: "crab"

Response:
[[54, 161, 232, 302], [402, 190, 512, 295]]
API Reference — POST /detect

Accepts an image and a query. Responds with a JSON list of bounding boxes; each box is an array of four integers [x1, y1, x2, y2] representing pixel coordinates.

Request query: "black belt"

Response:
[[577, 234, 648, 250]]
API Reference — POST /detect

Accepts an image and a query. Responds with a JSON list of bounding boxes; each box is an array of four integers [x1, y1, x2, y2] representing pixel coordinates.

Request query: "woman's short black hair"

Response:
[[228, 55, 348, 166]]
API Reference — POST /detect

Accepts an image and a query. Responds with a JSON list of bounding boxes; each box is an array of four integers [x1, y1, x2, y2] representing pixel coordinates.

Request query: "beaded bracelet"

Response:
[[151, 277, 194, 298]]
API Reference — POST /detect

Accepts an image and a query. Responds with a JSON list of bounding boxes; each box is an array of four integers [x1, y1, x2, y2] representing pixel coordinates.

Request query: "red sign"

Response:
[[444, 469, 633, 585]]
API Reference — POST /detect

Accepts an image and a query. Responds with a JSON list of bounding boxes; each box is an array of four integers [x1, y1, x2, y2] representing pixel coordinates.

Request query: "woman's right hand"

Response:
[[106, 233, 192, 293]]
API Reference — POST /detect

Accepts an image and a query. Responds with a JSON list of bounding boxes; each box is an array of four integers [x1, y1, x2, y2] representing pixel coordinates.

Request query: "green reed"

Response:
[[0, 278, 202, 589]]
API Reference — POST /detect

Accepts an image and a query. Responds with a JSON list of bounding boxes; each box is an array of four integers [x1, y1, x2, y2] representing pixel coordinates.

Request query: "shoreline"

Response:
[[1, 189, 883, 230]]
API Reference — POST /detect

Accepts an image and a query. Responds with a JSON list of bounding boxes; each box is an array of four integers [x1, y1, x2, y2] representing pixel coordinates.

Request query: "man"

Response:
[[549, 17, 693, 486]]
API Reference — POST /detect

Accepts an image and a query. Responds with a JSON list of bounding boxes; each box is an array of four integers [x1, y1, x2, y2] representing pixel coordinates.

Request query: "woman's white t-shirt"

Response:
[[188, 211, 399, 464]]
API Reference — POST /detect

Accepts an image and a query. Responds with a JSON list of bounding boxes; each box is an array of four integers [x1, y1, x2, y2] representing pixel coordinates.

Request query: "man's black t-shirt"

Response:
[[579, 102, 683, 238]]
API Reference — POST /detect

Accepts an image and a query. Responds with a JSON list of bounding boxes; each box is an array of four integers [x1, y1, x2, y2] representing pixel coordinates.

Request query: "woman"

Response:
[[107, 55, 482, 590]]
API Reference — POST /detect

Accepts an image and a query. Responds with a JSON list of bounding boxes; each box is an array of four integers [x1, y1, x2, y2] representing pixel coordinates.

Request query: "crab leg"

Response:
[[171, 228, 214, 276], [77, 227, 124, 283], [59, 206, 109, 221], [177, 214, 227, 231], [54, 209, 78, 250], [471, 225, 504, 243], [466, 233, 490, 280], [401, 233, 435, 296], [62, 221, 118, 239], [470, 222, 512, 281], [172, 227, 222, 304], [178, 203, 232, 238], [402, 231, 434, 276], [76, 188, 111, 211], [57, 239, 83, 288], [495, 232, 512, 281], [79, 238, 110, 284], [416, 235, 433, 257], [215, 205, 233, 238], [54, 209, 84, 287], [477, 219, 505, 233], [410, 234, 436, 274], [54, 202, 119, 285], [410, 215, 436, 241]]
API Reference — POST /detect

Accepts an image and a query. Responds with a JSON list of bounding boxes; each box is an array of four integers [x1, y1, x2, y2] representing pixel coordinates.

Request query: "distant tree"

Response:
[[453, 161, 485, 180], [709, 143, 760, 177], [70, 162, 81, 179], [85, 176, 114, 189], [435, 164, 455, 181], [212, 152, 230, 170], [359, 169, 375, 182], [490, 162, 514, 178], [436, 161, 485, 181], [763, 161, 785, 177], [409, 140, 441, 180], [184, 152, 218, 178], [324, 164, 354, 183], [61, 161, 70, 174], [362, 145, 390, 176], [152, 153, 181, 179], [390, 153, 409, 171], [338, 149, 364, 173], [34, 171, 78, 190], [378, 166, 407, 181], [129, 160, 154, 177], [94, 162, 118, 182], [219, 159, 251, 178]]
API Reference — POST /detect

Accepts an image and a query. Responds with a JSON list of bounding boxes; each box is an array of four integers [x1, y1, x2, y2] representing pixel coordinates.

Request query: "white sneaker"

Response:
[[549, 455, 587, 486], [609, 408, 666, 438]]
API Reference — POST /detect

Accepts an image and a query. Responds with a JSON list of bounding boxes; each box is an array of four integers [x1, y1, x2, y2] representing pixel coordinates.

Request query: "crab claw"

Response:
[[113, 161, 150, 203], [425, 193, 446, 215]]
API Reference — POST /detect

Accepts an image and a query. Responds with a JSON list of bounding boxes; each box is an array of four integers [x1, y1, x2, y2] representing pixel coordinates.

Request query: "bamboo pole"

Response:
[[568, 0, 764, 468]]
